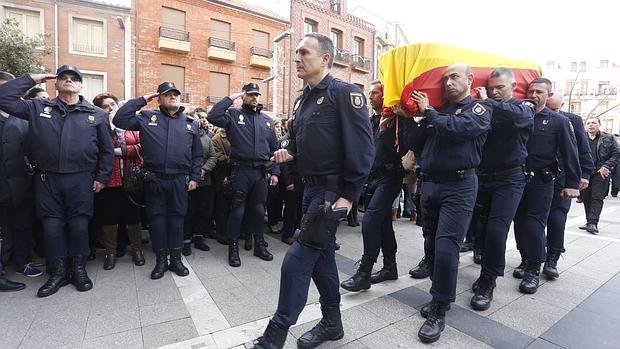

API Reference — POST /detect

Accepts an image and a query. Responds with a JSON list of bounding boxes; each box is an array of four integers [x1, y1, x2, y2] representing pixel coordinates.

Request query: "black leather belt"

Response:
[[478, 165, 525, 182], [420, 168, 476, 183]]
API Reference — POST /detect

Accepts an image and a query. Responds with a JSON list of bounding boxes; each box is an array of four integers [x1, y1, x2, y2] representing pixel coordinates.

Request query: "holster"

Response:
[[295, 203, 348, 250]]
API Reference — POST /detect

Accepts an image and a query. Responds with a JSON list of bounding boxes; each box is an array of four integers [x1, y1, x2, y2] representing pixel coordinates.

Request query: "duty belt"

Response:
[[477, 165, 525, 182], [420, 168, 476, 183]]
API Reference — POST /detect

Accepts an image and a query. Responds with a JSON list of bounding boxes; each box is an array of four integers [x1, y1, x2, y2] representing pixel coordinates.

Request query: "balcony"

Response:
[[351, 54, 371, 73], [333, 49, 349, 67], [208, 37, 236, 62], [249, 47, 272, 69], [158, 26, 191, 53], [596, 88, 618, 96]]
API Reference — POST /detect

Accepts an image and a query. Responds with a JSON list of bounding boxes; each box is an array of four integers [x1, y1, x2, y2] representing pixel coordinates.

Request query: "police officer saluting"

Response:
[[409, 63, 491, 343], [0, 65, 114, 297], [207, 83, 279, 267], [252, 33, 374, 349], [114, 82, 203, 280]]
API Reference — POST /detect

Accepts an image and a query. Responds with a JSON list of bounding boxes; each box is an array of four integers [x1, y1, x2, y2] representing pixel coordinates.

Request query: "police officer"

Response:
[[513, 78, 580, 294], [465, 68, 534, 311], [409, 63, 491, 343], [114, 82, 203, 280], [0, 66, 114, 297], [207, 83, 279, 267], [544, 93, 593, 278], [341, 80, 414, 292], [252, 33, 374, 349]]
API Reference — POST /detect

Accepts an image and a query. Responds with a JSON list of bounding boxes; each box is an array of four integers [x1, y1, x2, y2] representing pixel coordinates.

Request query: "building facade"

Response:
[[0, 0, 131, 101], [133, 0, 289, 115], [543, 58, 620, 134]]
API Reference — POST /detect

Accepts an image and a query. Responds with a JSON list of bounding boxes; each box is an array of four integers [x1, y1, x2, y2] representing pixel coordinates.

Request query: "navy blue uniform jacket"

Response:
[[287, 74, 374, 201], [113, 97, 203, 182], [559, 111, 594, 179], [0, 75, 113, 183]]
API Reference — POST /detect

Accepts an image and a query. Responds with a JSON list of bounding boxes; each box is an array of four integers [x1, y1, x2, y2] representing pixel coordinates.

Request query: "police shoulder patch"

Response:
[[522, 100, 536, 110], [472, 103, 487, 117], [350, 92, 364, 109]]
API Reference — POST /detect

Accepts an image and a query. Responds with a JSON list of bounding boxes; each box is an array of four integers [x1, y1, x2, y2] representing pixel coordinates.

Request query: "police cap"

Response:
[[56, 65, 83, 82], [242, 83, 261, 95], [157, 82, 181, 95]]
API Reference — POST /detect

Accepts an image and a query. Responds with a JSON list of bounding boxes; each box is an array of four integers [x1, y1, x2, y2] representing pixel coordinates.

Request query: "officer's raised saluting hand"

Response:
[[474, 86, 488, 100], [229, 92, 245, 100], [271, 149, 294, 163], [142, 92, 159, 102], [30, 74, 57, 84]]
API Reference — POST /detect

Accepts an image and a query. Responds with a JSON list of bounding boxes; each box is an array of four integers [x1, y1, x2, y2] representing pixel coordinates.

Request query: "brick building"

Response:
[[0, 0, 131, 101], [288, 0, 374, 113], [133, 0, 289, 115]]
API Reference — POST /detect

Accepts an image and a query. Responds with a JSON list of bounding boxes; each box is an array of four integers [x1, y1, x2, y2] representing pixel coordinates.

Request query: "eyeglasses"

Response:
[[57, 75, 81, 82]]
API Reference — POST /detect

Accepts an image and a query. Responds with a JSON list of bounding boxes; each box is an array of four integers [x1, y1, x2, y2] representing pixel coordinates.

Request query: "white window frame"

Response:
[[68, 14, 107, 58], [0, 3, 45, 42], [80, 70, 107, 102]]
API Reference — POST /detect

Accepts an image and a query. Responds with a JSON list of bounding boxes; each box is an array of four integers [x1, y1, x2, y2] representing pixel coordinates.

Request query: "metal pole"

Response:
[[273, 42, 278, 117]]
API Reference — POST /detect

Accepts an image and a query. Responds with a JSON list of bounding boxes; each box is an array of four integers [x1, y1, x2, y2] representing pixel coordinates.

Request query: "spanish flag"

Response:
[[379, 43, 541, 115]]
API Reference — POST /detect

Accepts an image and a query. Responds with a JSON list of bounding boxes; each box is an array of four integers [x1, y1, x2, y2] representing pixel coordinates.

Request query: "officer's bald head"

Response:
[[546, 93, 563, 112], [442, 63, 473, 102]]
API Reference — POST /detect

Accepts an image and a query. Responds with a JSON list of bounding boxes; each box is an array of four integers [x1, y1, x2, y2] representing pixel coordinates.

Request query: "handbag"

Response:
[[122, 147, 145, 198]]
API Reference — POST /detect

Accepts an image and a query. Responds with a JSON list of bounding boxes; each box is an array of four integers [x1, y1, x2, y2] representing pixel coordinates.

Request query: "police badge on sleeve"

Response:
[[350, 92, 364, 109], [472, 103, 487, 117]]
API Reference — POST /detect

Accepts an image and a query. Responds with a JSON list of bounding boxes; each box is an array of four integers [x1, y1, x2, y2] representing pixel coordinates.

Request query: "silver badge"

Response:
[[317, 96, 324, 105], [543, 119, 549, 125], [238, 115, 245, 125]]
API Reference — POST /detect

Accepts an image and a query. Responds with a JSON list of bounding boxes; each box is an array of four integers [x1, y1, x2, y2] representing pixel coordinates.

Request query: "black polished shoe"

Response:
[[103, 253, 116, 270], [37, 258, 70, 297], [543, 248, 562, 279], [420, 301, 451, 318], [418, 300, 447, 343], [341, 257, 373, 292], [586, 223, 599, 235], [470, 273, 496, 311], [72, 256, 93, 292], [116, 248, 126, 258], [578, 223, 588, 230], [252, 320, 289, 349], [169, 248, 189, 276], [512, 260, 526, 279], [193, 236, 210, 251], [519, 260, 541, 294], [409, 257, 430, 279], [0, 276, 26, 292], [370, 263, 398, 284], [244, 235, 253, 251], [151, 249, 169, 280], [297, 305, 344, 349], [473, 249, 482, 265], [182, 242, 192, 256], [254, 239, 274, 261], [228, 241, 241, 267]]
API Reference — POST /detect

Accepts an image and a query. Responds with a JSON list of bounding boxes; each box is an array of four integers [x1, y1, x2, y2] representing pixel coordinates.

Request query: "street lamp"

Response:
[[267, 29, 293, 118]]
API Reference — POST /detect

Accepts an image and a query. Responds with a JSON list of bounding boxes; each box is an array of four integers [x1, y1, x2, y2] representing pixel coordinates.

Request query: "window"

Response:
[[209, 72, 230, 103], [579, 81, 588, 95], [81, 73, 105, 103], [579, 61, 586, 72], [252, 30, 269, 50], [161, 64, 185, 92], [565, 81, 573, 95], [330, 0, 341, 14], [304, 19, 317, 34], [598, 81, 610, 95], [570, 102, 581, 115], [602, 118, 613, 133], [570, 62, 577, 72], [353, 37, 364, 56], [330, 29, 342, 50], [600, 101, 609, 114], [161, 7, 185, 32], [3, 7, 41, 39], [600, 60, 609, 68], [210, 19, 231, 41], [71, 17, 105, 56]]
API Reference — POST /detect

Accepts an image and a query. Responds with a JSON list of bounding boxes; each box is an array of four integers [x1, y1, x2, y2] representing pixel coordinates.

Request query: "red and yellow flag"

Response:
[[378, 43, 541, 115]]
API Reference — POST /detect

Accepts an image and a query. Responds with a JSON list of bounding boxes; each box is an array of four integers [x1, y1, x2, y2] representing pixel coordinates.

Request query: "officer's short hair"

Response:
[[586, 116, 601, 124], [530, 78, 553, 92], [0, 71, 15, 82], [370, 79, 382, 86], [24, 87, 46, 100], [490, 67, 515, 83], [304, 33, 334, 68], [92, 92, 119, 108]]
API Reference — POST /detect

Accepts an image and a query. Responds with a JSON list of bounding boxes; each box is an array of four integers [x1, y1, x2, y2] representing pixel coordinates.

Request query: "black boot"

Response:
[[193, 236, 210, 251], [0, 276, 25, 292], [543, 248, 562, 279], [182, 241, 192, 256], [228, 241, 241, 267], [252, 320, 289, 349], [340, 256, 373, 292], [151, 249, 169, 280], [470, 272, 496, 311], [297, 305, 344, 349], [473, 249, 482, 265], [370, 256, 398, 284], [409, 256, 430, 279], [512, 260, 526, 279], [519, 260, 541, 294], [418, 299, 448, 343], [169, 248, 189, 276], [420, 301, 451, 318], [37, 258, 70, 297], [72, 256, 93, 292], [254, 238, 274, 261]]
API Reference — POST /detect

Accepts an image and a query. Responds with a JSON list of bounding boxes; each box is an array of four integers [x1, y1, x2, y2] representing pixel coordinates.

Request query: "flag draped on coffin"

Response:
[[379, 43, 542, 115]]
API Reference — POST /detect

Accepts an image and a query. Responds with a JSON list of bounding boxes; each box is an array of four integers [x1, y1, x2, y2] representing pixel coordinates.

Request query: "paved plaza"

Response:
[[2, 198, 620, 349]]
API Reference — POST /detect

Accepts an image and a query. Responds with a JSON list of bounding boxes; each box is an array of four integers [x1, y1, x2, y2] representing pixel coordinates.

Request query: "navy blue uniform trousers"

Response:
[[227, 168, 268, 241], [272, 184, 341, 327], [35, 172, 94, 258], [421, 176, 477, 303], [474, 173, 526, 276], [362, 176, 402, 262], [514, 178, 555, 262], [145, 175, 188, 251], [546, 175, 571, 252]]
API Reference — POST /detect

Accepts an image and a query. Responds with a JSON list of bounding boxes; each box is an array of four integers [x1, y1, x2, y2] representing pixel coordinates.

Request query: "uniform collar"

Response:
[[455, 95, 473, 106], [303, 74, 334, 94], [536, 107, 553, 117], [159, 105, 185, 118], [44, 96, 95, 113], [242, 103, 263, 114]]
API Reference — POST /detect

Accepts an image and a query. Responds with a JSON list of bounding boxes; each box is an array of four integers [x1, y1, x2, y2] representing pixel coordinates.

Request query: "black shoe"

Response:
[[420, 301, 451, 318], [0, 276, 26, 292], [169, 248, 189, 276], [460, 241, 474, 252], [228, 241, 241, 267], [470, 273, 496, 311], [340, 257, 373, 292], [513, 260, 526, 279], [116, 248, 126, 258], [87, 250, 96, 261], [244, 235, 253, 251], [193, 236, 210, 251], [586, 223, 599, 235], [72, 256, 93, 292], [15, 263, 44, 278], [335, 242, 340, 250], [543, 248, 562, 279], [216, 235, 229, 245], [370, 263, 398, 284], [103, 253, 116, 270], [297, 305, 344, 349], [37, 258, 71, 297], [252, 320, 289, 349], [519, 260, 541, 294], [281, 236, 295, 245], [254, 239, 274, 261], [473, 249, 482, 265], [151, 249, 169, 280], [578, 223, 588, 230], [409, 257, 430, 279], [418, 300, 447, 343], [182, 242, 192, 256]]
